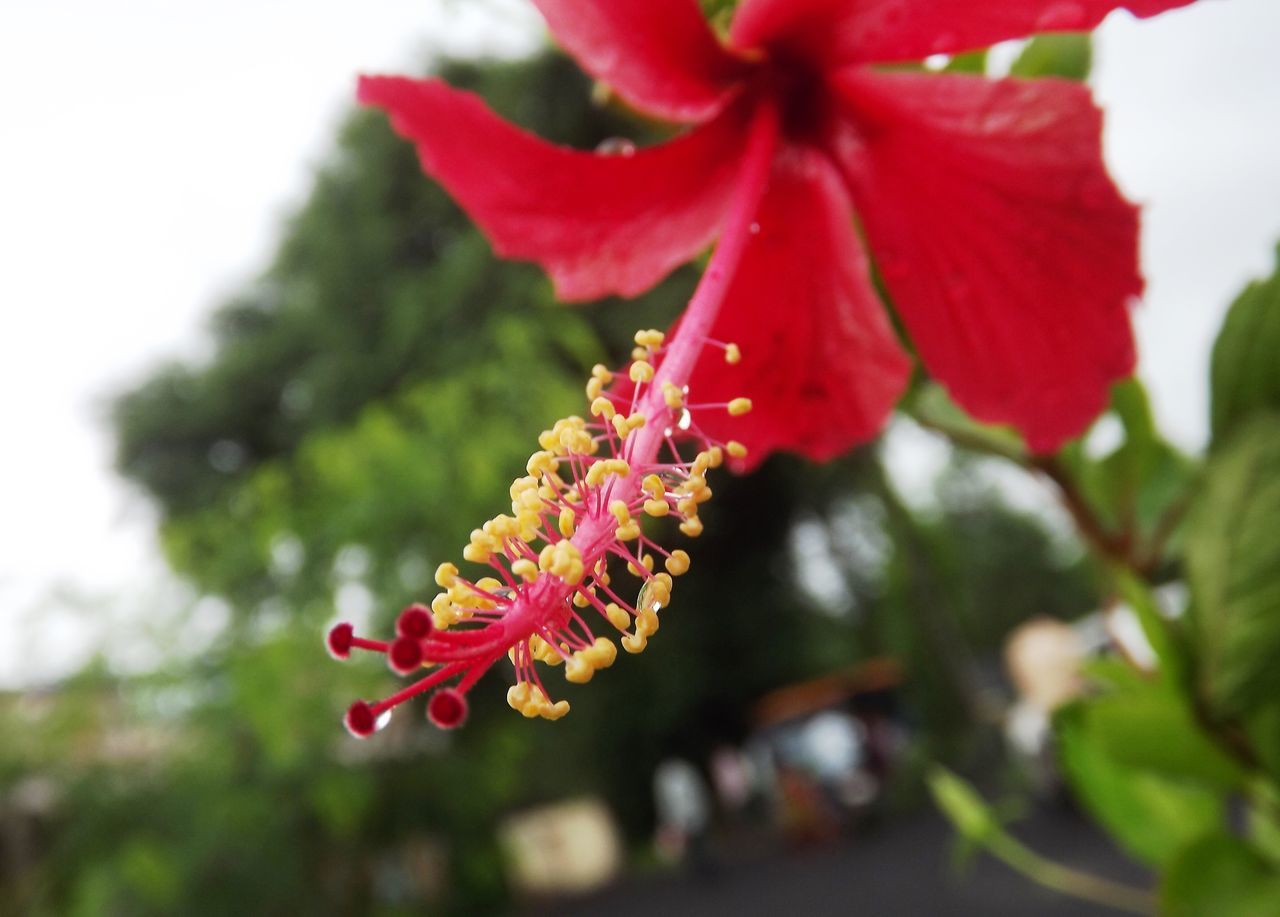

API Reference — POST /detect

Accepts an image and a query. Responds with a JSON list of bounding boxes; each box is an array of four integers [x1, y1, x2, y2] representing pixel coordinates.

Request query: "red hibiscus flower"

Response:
[[360, 0, 1196, 461]]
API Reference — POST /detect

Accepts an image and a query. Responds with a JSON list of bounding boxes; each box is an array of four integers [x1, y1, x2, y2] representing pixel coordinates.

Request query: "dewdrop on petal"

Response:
[[326, 332, 752, 734]]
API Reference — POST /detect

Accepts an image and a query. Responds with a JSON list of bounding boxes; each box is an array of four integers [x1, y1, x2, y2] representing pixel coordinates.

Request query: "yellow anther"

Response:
[[630, 360, 655, 384], [462, 542, 490, 564], [517, 514, 541, 543], [610, 500, 632, 525], [430, 593, 456, 629], [650, 573, 674, 607], [666, 549, 691, 576], [662, 381, 684, 409], [484, 514, 518, 540], [590, 396, 616, 420], [627, 554, 655, 578], [616, 521, 641, 541], [585, 636, 618, 669], [680, 475, 712, 504], [527, 450, 558, 476], [475, 576, 503, 594], [622, 632, 648, 654], [725, 342, 741, 364], [591, 364, 613, 383], [558, 506, 576, 538], [507, 682, 531, 711], [538, 429, 559, 451], [727, 440, 748, 459], [540, 699, 571, 721], [631, 346, 648, 362], [511, 558, 538, 583], [644, 498, 670, 517], [611, 413, 630, 439], [634, 329, 665, 348], [636, 607, 660, 638], [434, 562, 459, 588], [642, 474, 666, 499], [605, 603, 631, 631], [585, 461, 608, 487], [565, 655, 595, 684], [533, 636, 565, 666], [558, 430, 590, 455], [627, 413, 647, 432], [512, 682, 568, 719], [606, 459, 631, 477], [677, 497, 699, 517], [680, 517, 704, 538], [586, 377, 604, 400], [572, 589, 592, 608], [539, 541, 584, 585], [707, 446, 724, 468], [728, 397, 753, 416]]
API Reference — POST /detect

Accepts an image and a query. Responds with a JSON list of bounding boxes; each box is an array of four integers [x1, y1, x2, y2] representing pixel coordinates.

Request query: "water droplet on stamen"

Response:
[[677, 409, 692, 431], [595, 137, 637, 157], [636, 583, 663, 614]]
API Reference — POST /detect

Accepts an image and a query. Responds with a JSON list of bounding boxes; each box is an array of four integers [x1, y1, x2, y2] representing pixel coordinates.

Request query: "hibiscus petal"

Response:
[[686, 146, 911, 469], [359, 75, 748, 301], [730, 0, 1196, 65], [532, 0, 749, 123], [833, 70, 1139, 452]]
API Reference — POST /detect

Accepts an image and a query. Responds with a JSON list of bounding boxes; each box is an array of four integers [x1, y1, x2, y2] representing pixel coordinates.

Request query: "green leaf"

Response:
[[1247, 704, 1280, 785], [1186, 416, 1280, 717], [1247, 778, 1280, 866], [903, 382, 1028, 461], [1084, 692, 1246, 791], [1010, 33, 1092, 81], [1210, 243, 1280, 445], [1160, 834, 1280, 917], [1056, 703, 1224, 867], [1069, 380, 1196, 545]]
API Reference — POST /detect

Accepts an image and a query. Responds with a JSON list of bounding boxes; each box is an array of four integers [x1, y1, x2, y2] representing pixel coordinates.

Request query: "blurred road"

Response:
[[521, 806, 1152, 917]]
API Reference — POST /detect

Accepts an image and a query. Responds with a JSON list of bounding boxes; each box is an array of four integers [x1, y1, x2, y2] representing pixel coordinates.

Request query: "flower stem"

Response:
[[653, 98, 778, 389], [566, 99, 779, 563]]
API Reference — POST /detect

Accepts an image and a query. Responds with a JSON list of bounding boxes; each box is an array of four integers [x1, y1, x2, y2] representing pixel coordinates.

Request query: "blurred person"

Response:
[[652, 757, 713, 874]]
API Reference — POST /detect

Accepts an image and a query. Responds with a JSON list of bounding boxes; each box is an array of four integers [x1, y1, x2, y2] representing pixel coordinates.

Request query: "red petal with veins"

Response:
[[686, 146, 911, 468], [833, 70, 1139, 452], [730, 0, 1197, 65], [359, 76, 749, 302], [533, 0, 749, 123]]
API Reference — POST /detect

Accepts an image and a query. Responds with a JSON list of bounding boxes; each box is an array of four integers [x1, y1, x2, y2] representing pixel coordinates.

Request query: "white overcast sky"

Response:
[[0, 0, 1277, 686]]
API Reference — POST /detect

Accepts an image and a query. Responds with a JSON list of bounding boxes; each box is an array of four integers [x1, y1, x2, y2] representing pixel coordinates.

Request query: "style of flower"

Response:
[[360, 0, 1196, 461], [329, 106, 781, 733]]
